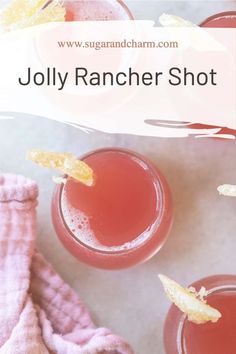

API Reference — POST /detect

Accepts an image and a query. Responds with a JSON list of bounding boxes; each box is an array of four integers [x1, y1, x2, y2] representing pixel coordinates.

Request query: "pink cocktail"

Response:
[[63, 0, 133, 21], [164, 275, 236, 354], [52, 148, 173, 269]]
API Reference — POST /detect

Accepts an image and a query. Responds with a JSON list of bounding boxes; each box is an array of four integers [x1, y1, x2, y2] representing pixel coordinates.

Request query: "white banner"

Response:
[[0, 21, 235, 138]]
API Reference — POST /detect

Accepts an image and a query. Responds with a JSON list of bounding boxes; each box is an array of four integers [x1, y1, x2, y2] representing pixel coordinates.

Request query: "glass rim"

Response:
[[57, 147, 166, 255], [175, 277, 236, 354], [116, 0, 134, 21], [200, 11, 236, 27]]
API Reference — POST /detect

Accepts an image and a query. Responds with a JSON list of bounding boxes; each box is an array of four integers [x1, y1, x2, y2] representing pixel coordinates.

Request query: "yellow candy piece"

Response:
[[159, 13, 196, 27], [159, 274, 222, 324], [217, 184, 236, 197], [27, 149, 94, 187], [0, 0, 65, 31]]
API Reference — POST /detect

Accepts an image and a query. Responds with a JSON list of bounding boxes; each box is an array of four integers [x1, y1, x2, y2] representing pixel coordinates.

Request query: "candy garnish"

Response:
[[0, 0, 65, 32], [159, 274, 222, 324], [27, 149, 94, 187]]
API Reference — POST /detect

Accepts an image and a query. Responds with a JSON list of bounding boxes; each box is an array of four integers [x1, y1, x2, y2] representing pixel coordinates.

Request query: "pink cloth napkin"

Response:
[[0, 174, 134, 354]]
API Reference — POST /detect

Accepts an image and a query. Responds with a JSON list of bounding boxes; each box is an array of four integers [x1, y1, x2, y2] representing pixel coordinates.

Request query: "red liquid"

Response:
[[164, 275, 236, 354], [63, 0, 133, 21], [201, 11, 236, 28], [63, 151, 158, 247], [52, 148, 172, 269], [183, 292, 236, 354]]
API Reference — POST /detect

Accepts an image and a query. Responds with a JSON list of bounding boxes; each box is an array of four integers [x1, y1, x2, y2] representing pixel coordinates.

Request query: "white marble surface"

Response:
[[1, 115, 236, 354], [1, 2, 236, 354]]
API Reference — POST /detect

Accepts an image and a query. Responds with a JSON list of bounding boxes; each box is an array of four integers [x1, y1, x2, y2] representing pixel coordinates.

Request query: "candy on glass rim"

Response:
[[0, 0, 66, 31], [164, 275, 236, 354], [159, 274, 222, 324], [26, 149, 94, 187], [51, 148, 173, 269], [0, 0, 133, 31]]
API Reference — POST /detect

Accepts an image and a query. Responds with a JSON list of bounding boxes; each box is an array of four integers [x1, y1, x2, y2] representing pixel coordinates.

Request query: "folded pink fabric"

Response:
[[0, 174, 134, 354]]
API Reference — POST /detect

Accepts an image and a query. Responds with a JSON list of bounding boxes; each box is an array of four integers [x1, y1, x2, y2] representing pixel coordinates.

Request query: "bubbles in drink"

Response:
[[61, 187, 155, 252], [61, 190, 96, 246]]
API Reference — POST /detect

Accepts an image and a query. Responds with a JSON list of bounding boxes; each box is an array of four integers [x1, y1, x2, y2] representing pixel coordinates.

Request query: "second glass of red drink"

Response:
[[164, 274, 236, 354]]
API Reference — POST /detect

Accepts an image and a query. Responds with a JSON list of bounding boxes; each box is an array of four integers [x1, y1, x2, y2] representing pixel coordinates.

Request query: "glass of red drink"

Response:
[[52, 148, 173, 269], [201, 11, 236, 28], [64, 0, 134, 21], [164, 274, 236, 354]]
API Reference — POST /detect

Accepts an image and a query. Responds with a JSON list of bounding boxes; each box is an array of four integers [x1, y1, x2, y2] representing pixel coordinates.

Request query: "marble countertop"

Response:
[[1, 1, 236, 354], [2, 114, 236, 354]]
